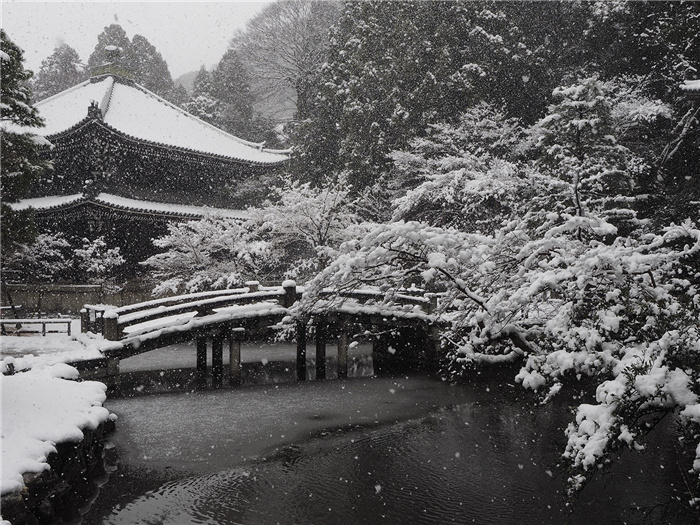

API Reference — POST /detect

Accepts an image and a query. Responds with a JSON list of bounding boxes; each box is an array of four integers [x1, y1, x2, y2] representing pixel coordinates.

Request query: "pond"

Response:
[[79, 343, 692, 525]]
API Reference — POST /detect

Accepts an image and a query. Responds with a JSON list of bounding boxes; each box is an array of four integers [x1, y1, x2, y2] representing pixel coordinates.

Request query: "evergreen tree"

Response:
[[0, 30, 52, 250], [292, 0, 563, 191], [183, 66, 219, 123], [86, 25, 177, 100], [211, 49, 255, 138], [86, 24, 133, 76], [167, 83, 190, 107], [33, 44, 87, 101], [130, 34, 174, 97]]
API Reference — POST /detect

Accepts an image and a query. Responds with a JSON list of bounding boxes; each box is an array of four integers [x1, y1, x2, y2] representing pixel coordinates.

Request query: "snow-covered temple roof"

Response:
[[10, 193, 250, 221], [23, 75, 289, 165]]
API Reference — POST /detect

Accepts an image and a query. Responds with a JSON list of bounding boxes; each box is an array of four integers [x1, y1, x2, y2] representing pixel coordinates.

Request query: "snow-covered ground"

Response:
[[0, 362, 113, 499], [0, 320, 104, 373], [0, 324, 114, 509]]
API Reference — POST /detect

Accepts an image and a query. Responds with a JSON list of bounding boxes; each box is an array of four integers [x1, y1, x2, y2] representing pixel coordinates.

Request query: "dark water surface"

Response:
[[80, 345, 692, 525]]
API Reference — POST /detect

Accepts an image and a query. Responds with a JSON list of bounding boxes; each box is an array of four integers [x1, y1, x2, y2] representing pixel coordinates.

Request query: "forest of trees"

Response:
[[146, 1, 700, 513], [3, 1, 700, 515]]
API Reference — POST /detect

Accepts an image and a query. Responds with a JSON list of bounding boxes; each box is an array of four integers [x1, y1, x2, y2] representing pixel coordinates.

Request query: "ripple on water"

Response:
[[93, 394, 690, 525]]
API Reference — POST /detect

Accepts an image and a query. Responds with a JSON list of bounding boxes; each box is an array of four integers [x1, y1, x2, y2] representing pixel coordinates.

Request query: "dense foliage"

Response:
[[4, 234, 124, 285], [86, 24, 182, 103], [142, 179, 366, 294], [280, 0, 700, 512], [0, 30, 51, 250], [32, 44, 87, 101]]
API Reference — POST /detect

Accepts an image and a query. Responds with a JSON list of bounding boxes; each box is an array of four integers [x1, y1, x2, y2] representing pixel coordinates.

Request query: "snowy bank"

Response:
[[1, 331, 107, 374], [1, 363, 113, 496]]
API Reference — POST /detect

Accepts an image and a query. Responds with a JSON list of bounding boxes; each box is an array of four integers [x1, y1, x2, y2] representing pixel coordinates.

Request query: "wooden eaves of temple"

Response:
[[8, 72, 289, 275]]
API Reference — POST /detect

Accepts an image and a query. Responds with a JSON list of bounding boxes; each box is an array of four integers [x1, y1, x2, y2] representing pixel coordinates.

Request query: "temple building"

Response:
[[10, 72, 289, 276]]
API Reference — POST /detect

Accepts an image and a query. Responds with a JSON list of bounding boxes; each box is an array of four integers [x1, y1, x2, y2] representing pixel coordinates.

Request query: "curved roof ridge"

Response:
[[125, 77, 277, 152], [99, 76, 115, 118], [10, 192, 249, 220], [34, 79, 95, 108]]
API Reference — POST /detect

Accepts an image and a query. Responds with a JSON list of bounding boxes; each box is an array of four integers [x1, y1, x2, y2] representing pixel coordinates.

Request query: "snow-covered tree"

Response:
[[532, 77, 665, 237], [0, 30, 52, 251], [142, 215, 266, 296], [71, 237, 125, 285], [295, 209, 700, 504], [32, 44, 86, 101], [4, 234, 125, 286], [291, 72, 699, 506], [3, 233, 71, 282], [246, 178, 370, 282], [210, 49, 255, 137], [291, 0, 555, 190], [183, 66, 219, 123], [86, 25, 177, 101], [86, 24, 133, 76], [389, 103, 532, 233]]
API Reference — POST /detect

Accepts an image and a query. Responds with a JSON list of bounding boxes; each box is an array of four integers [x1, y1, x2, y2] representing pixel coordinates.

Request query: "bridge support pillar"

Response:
[[337, 330, 348, 379], [229, 328, 244, 386], [106, 357, 120, 376], [315, 318, 327, 380], [196, 337, 207, 386], [372, 333, 389, 375], [296, 321, 307, 381], [212, 333, 224, 389]]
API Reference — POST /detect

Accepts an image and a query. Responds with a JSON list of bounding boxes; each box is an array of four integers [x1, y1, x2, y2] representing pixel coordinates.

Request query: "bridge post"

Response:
[[80, 308, 89, 333], [296, 321, 307, 381], [103, 311, 120, 341], [106, 357, 120, 376], [424, 293, 438, 314], [196, 337, 207, 386], [282, 280, 297, 308], [212, 332, 224, 388], [372, 332, 389, 375], [246, 281, 259, 293], [315, 317, 327, 380], [229, 328, 245, 386], [337, 330, 349, 379]]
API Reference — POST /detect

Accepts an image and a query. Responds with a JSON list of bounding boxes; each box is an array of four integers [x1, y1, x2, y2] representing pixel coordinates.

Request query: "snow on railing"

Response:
[[84, 281, 439, 342]]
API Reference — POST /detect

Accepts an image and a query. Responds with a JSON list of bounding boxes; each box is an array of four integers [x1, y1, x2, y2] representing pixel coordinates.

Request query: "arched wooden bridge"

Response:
[[79, 281, 441, 386]]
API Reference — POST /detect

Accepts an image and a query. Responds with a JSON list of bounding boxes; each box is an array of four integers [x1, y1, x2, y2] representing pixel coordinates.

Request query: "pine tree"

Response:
[[130, 34, 174, 97], [167, 83, 190, 107], [210, 49, 255, 138], [0, 30, 52, 249], [86, 24, 133, 77], [292, 1, 555, 191], [183, 66, 219, 123], [86, 25, 177, 100], [33, 44, 87, 101]]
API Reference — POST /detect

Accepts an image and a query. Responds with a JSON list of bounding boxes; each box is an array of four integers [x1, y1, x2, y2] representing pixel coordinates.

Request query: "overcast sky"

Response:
[[1, 1, 270, 79]]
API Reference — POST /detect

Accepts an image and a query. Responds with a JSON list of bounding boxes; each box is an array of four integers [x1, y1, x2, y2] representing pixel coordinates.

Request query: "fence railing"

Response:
[[1, 318, 72, 336]]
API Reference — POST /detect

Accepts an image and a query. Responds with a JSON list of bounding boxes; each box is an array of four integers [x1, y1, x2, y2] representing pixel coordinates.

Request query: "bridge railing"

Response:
[[81, 281, 278, 337], [84, 280, 439, 342], [318, 289, 434, 312]]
